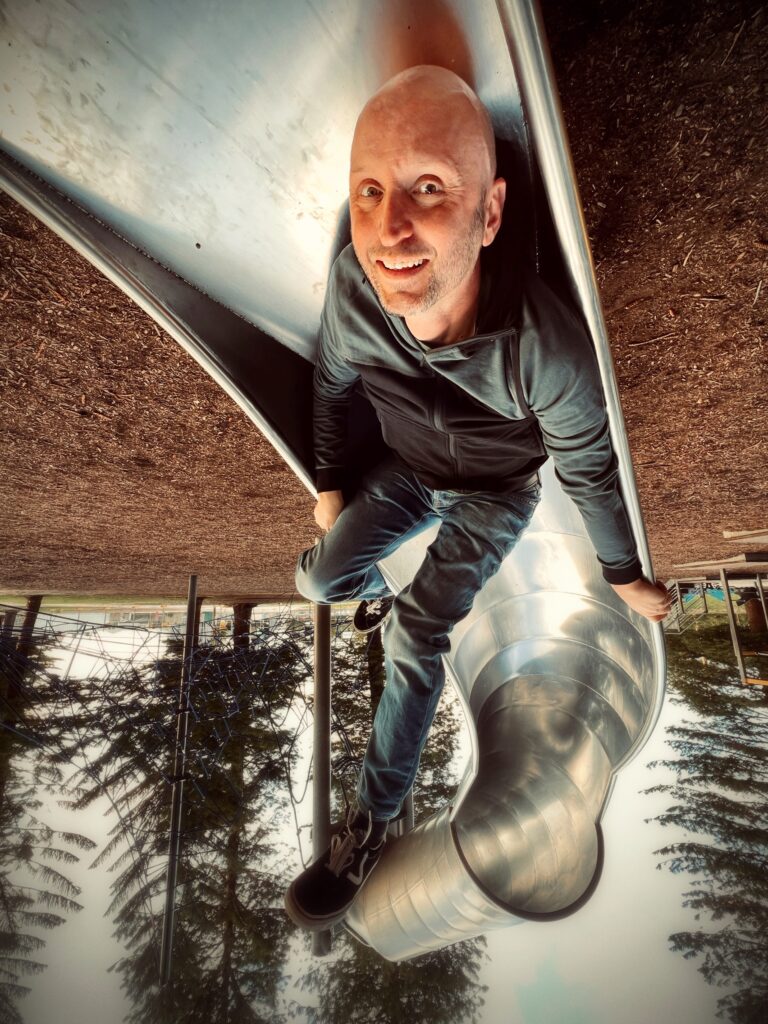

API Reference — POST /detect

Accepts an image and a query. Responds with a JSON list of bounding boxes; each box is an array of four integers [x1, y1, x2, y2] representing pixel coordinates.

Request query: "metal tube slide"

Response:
[[0, 0, 664, 962]]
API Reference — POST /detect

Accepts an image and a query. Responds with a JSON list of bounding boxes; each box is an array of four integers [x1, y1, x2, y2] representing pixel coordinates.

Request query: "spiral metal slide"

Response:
[[0, 0, 665, 960]]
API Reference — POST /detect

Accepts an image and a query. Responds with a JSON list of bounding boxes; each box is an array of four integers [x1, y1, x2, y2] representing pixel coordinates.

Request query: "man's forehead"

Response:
[[356, 91, 476, 141], [351, 117, 480, 176], [349, 148, 461, 180], [350, 82, 491, 181]]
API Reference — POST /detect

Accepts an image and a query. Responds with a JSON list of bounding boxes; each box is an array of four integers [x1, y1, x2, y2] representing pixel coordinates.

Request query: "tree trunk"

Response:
[[745, 598, 766, 635], [1, 608, 18, 638], [232, 603, 255, 651], [16, 595, 43, 662]]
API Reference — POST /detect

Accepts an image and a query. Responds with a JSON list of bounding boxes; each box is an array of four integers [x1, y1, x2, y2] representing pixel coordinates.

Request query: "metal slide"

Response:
[[0, 0, 665, 961]]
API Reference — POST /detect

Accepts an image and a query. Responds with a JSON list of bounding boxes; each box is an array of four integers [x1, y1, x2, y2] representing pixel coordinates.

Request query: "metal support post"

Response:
[[1, 609, 17, 638], [699, 582, 707, 614], [755, 573, 768, 633], [160, 574, 201, 984], [312, 601, 332, 957], [720, 569, 747, 685]]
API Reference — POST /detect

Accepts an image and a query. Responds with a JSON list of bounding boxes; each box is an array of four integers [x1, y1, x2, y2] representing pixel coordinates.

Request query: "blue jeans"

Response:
[[295, 455, 540, 821]]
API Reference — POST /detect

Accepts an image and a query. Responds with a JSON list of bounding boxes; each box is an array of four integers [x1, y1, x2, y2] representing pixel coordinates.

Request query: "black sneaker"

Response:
[[284, 810, 386, 931], [353, 597, 394, 634]]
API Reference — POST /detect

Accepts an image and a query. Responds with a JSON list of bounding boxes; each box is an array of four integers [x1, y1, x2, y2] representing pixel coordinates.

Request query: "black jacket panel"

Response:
[[313, 244, 642, 584]]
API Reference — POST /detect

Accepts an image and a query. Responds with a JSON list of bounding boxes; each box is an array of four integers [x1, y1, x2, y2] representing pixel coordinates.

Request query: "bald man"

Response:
[[284, 66, 671, 931]]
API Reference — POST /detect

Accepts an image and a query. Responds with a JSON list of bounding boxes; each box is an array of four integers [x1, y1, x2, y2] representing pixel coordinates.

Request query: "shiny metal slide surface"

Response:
[[348, 458, 658, 958], [1, 0, 665, 961]]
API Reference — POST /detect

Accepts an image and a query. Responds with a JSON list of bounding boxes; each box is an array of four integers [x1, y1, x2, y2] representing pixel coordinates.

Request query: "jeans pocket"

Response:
[[503, 485, 541, 519]]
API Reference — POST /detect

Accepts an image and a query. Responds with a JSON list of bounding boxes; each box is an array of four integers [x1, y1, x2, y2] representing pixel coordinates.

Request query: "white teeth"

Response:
[[381, 258, 425, 270]]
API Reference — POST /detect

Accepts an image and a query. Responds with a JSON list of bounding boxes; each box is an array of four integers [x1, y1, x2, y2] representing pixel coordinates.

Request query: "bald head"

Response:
[[353, 65, 496, 184], [348, 65, 506, 338]]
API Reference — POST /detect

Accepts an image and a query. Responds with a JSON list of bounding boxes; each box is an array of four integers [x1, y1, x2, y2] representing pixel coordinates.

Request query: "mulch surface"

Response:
[[0, 207, 317, 599], [1, 0, 766, 598], [548, 0, 767, 579]]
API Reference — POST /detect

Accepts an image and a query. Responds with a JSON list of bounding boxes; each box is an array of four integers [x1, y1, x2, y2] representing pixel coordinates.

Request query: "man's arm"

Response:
[[312, 284, 361, 531], [521, 278, 670, 621]]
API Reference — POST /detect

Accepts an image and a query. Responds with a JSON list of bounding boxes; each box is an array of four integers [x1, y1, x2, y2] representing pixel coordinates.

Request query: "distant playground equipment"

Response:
[[667, 568, 768, 688], [721, 569, 768, 688]]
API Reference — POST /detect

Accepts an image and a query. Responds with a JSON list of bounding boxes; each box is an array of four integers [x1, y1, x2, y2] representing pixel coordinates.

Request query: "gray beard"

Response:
[[361, 190, 488, 317]]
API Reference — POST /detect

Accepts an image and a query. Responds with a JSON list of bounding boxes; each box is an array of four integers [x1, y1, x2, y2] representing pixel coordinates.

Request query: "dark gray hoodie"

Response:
[[313, 243, 642, 585]]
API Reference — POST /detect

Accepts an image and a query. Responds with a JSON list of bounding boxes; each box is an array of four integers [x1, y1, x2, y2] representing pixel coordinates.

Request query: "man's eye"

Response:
[[417, 182, 442, 195], [360, 185, 382, 198]]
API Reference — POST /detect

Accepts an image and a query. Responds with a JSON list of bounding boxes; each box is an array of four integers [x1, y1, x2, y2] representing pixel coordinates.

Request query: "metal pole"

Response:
[[312, 601, 332, 957], [755, 573, 768, 634], [720, 569, 747, 685], [1, 608, 17, 638], [160, 574, 200, 984], [700, 582, 708, 615]]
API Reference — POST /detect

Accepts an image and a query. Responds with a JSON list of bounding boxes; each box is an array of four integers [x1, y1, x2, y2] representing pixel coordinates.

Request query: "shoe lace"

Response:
[[326, 809, 375, 877], [326, 829, 360, 878], [366, 599, 383, 615]]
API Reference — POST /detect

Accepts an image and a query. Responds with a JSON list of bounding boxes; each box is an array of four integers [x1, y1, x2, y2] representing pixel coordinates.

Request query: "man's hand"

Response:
[[314, 490, 345, 532], [610, 578, 673, 622]]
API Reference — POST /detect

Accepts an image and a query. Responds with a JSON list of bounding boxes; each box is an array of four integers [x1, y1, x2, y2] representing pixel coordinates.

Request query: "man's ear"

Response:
[[482, 177, 507, 246]]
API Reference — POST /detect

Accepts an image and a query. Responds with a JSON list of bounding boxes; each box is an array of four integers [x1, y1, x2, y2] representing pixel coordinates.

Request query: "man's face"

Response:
[[349, 89, 497, 319]]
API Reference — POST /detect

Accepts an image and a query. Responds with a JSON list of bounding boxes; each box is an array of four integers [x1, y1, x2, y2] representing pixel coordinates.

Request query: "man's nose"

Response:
[[378, 191, 413, 246]]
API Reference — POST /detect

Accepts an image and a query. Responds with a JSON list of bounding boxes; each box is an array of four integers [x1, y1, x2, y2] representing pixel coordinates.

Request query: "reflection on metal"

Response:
[[1, 0, 665, 960], [387, 790, 416, 839], [160, 574, 200, 984], [349, 460, 656, 956], [720, 569, 768, 688]]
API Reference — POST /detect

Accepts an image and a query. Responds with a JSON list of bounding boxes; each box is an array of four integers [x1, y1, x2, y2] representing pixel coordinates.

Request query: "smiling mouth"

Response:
[[376, 258, 429, 276]]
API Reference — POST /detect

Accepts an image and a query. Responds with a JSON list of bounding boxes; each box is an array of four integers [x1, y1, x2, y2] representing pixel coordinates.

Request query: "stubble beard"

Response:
[[360, 192, 487, 317]]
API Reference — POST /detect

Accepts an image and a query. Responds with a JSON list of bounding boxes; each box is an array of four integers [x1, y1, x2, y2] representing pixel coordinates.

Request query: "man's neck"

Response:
[[405, 263, 481, 347]]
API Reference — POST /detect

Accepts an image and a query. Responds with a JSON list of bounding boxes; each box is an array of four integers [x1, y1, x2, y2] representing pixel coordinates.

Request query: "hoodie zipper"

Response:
[[421, 328, 514, 359], [431, 380, 459, 476]]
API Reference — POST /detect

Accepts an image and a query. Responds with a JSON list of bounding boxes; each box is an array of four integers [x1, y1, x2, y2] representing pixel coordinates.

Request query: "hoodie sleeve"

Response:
[[312, 262, 361, 493], [520, 277, 643, 585]]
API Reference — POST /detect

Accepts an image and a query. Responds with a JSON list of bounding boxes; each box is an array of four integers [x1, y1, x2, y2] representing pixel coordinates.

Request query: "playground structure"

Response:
[[663, 581, 712, 635], [1, 0, 666, 962], [721, 569, 768, 687], [665, 571, 768, 687]]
